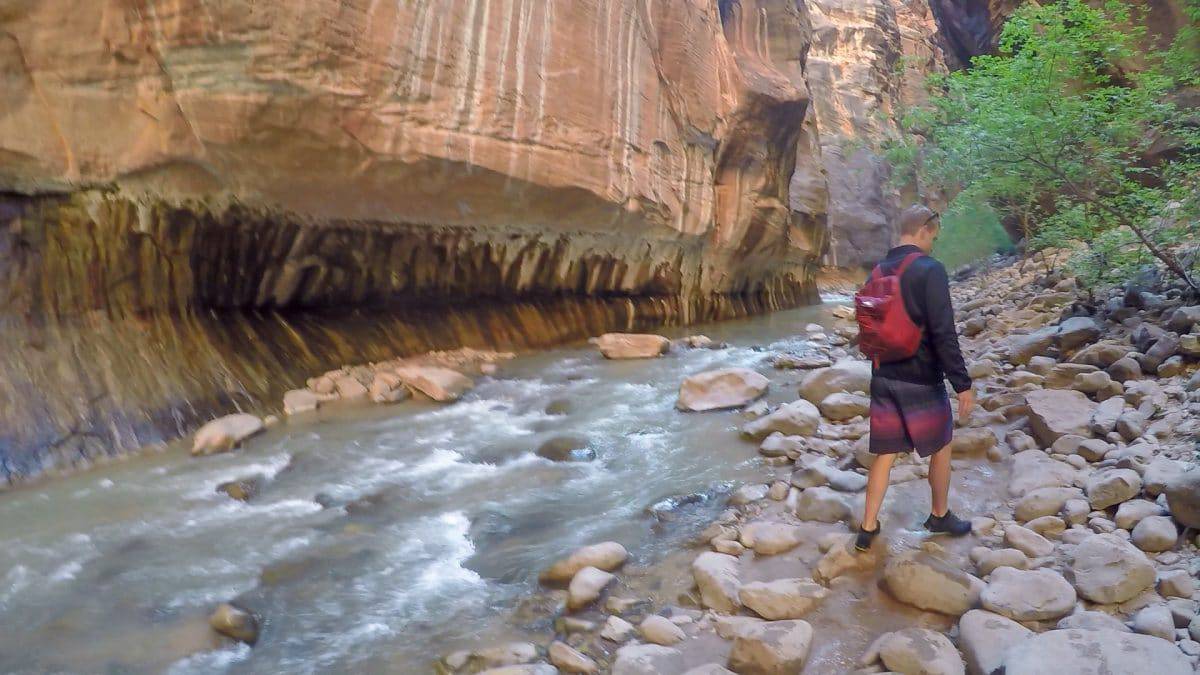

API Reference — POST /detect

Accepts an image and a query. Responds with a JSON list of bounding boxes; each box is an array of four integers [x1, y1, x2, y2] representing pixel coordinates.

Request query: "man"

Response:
[[856, 204, 975, 552]]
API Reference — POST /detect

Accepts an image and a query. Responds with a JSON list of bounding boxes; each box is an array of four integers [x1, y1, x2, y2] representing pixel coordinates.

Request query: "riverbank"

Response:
[[432, 251, 1200, 674]]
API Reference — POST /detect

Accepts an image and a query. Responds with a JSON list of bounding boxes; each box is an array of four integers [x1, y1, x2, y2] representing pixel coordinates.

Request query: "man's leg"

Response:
[[861, 452, 897, 531], [927, 445, 952, 517]]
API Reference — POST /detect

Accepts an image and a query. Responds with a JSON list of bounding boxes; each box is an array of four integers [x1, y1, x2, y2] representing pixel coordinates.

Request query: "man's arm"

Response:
[[923, 261, 972, 394]]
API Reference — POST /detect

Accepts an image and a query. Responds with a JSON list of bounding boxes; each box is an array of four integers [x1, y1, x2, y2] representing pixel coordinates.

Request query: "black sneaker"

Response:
[[855, 522, 881, 552], [925, 510, 972, 536]]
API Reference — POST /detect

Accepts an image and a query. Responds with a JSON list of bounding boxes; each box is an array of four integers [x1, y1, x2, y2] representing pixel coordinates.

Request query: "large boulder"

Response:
[[1014, 487, 1085, 522], [1165, 467, 1200, 528], [693, 552, 742, 613], [949, 428, 999, 457], [1167, 305, 1200, 333], [596, 333, 671, 359], [1131, 515, 1178, 552], [611, 644, 682, 675], [798, 360, 871, 405], [1071, 534, 1155, 604], [1006, 326, 1059, 365], [739, 522, 803, 555], [727, 620, 813, 675], [678, 368, 769, 412], [1085, 468, 1142, 509], [817, 392, 870, 421], [1009, 450, 1081, 496], [567, 567, 614, 610], [792, 486, 851, 523], [981, 567, 1076, 621], [959, 610, 1033, 675], [883, 551, 985, 616], [1025, 389, 1097, 446], [742, 400, 821, 439], [877, 628, 966, 675], [192, 413, 265, 456], [540, 542, 628, 583], [739, 579, 828, 620], [1056, 317, 1101, 351], [394, 366, 474, 401], [1001, 629, 1193, 675]]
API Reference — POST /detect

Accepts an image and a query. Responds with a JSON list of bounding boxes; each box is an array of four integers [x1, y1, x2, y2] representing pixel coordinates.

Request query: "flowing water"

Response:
[[0, 300, 867, 674]]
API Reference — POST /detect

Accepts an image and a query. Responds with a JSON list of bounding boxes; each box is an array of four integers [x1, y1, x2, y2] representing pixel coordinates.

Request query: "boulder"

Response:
[[1015, 487, 1085, 522], [536, 435, 596, 462], [209, 603, 258, 644], [1001, 629, 1193, 675], [1085, 468, 1142, 509], [742, 400, 821, 439], [1006, 326, 1059, 365], [567, 567, 614, 611], [1026, 389, 1097, 446], [728, 620, 813, 675], [1114, 499, 1165, 530], [818, 392, 871, 421], [1009, 450, 1080, 496], [1107, 356, 1142, 383], [1056, 317, 1101, 351], [394, 366, 474, 402], [959, 610, 1033, 675], [1089, 397, 1125, 435], [549, 641, 599, 673], [596, 333, 671, 359], [1131, 516, 1177, 552], [739, 579, 828, 620], [191, 414, 265, 456], [758, 433, 805, 458], [333, 375, 369, 400], [478, 665, 557, 675], [601, 616, 637, 642], [216, 475, 262, 502], [1145, 457, 1187, 497], [640, 615, 686, 646], [950, 428, 999, 457], [1057, 611, 1131, 632], [739, 522, 803, 555], [1165, 467, 1200, 528], [677, 368, 769, 412], [1004, 524, 1054, 558], [1071, 341, 1130, 368], [730, 484, 770, 506], [283, 388, 326, 414], [693, 552, 741, 613], [792, 486, 851, 523], [873, 628, 965, 675], [981, 567, 1076, 621], [1115, 409, 1146, 441], [883, 551, 985, 616], [977, 548, 1029, 576], [1131, 604, 1176, 641], [1167, 305, 1200, 333], [798, 360, 871, 405], [1159, 569, 1196, 599], [773, 353, 833, 370], [611, 644, 682, 675], [1071, 534, 1156, 604], [540, 542, 628, 583]]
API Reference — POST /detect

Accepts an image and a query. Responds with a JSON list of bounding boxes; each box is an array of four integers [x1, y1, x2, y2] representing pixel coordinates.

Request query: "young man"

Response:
[[856, 204, 976, 552]]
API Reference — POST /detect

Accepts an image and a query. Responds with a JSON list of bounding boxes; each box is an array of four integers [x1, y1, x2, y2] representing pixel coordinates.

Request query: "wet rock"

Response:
[[640, 615, 685, 646], [1131, 516, 1178, 552], [876, 628, 965, 675], [1132, 604, 1177, 641], [677, 368, 769, 412], [773, 353, 833, 370], [478, 664, 559, 675], [1009, 450, 1081, 496], [191, 413, 265, 456], [535, 435, 596, 462], [739, 522, 803, 555], [693, 552, 741, 613], [549, 641, 598, 673], [1001, 629, 1193, 675], [1071, 534, 1156, 603], [1159, 569, 1195, 599], [567, 566, 615, 610], [540, 542, 628, 583], [883, 551, 985, 616], [596, 333, 671, 360], [728, 619, 813, 675], [982, 567, 1076, 621], [730, 484, 770, 506], [1026, 389, 1097, 446], [959, 610, 1033, 675], [368, 372, 410, 403], [544, 399, 572, 416], [758, 433, 804, 458], [1057, 610, 1130, 632], [818, 392, 871, 421], [739, 579, 828, 620], [217, 475, 263, 502], [394, 366, 473, 402], [283, 389, 325, 415], [1115, 499, 1165, 530], [209, 603, 258, 644], [950, 428, 998, 457], [1165, 467, 1200, 528], [1015, 487, 1085, 522], [792, 486, 851, 523], [798, 360, 871, 405], [601, 616, 636, 642], [742, 400, 821, 439], [471, 643, 540, 669], [1085, 468, 1142, 509], [977, 548, 1029, 576]]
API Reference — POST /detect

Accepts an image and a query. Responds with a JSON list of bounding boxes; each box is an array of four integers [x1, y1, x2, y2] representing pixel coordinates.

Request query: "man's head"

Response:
[[897, 204, 940, 253]]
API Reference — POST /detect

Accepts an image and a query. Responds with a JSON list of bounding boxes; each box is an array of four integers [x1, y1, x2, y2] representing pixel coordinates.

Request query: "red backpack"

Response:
[[855, 252, 924, 364]]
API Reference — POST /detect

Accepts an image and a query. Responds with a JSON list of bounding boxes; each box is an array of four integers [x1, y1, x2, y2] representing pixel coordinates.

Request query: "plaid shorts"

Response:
[[869, 376, 953, 457]]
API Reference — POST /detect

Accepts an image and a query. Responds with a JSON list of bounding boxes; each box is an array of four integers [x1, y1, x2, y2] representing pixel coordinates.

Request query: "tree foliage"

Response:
[[886, 0, 1200, 292]]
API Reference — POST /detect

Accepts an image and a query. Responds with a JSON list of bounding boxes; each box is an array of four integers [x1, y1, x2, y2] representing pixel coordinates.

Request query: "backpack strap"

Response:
[[895, 251, 925, 278], [868, 264, 884, 283]]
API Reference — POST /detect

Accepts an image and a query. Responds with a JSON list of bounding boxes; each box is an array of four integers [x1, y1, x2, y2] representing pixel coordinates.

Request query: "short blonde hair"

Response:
[[898, 204, 939, 236]]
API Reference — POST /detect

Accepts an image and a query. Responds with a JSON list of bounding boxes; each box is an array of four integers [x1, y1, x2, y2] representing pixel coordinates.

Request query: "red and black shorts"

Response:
[[869, 376, 953, 457]]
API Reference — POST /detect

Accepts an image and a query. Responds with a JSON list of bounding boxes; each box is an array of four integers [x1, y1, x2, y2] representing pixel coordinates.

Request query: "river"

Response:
[[0, 299, 862, 674]]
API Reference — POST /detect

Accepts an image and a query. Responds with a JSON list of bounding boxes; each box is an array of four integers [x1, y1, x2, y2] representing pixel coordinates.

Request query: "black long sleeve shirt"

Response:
[[868, 245, 973, 393]]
